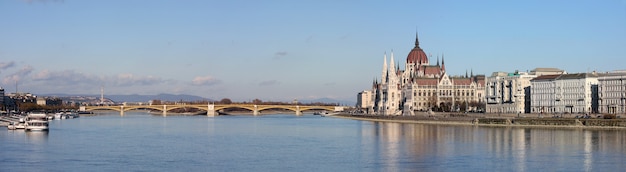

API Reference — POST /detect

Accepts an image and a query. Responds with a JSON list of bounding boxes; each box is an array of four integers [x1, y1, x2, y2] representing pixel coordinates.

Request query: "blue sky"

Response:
[[1, 0, 625, 102]]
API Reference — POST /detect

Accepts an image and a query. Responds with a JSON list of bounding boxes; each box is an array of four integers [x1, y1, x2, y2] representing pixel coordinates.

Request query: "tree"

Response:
[[220, 98, 232, 104], [151, 100, 162, 105], [459, 101, 468, 112]]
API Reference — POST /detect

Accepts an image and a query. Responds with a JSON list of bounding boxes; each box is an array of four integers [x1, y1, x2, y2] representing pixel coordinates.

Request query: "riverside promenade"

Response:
[[335, 112, 626, 129]]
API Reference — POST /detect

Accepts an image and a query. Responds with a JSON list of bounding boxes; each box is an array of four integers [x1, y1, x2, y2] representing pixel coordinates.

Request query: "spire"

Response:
[[442, 53, 445, 65], [381, 52, 388, 84], [414, 31, 420, 47], [389, 50, 396, 75], [436, 55, 440, 66], [396, 63, 400, 72], [441, 53, 446, 72], [471, 69, 474, 77], [465, 70, 468, 78]]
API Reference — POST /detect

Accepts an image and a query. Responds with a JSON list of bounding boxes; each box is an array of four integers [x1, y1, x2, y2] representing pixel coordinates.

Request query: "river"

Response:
[[1, 111, 625, 171]]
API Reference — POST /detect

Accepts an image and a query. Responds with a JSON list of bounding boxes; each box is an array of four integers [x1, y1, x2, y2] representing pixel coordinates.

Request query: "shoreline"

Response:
[[333, 114, 626, 130]]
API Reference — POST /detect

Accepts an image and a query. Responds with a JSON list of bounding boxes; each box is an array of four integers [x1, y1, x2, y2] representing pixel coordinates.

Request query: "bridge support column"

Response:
[[296, 106, 302, 116], [120, 106, 124, 116], [207, 104, 216, 117], [253, 105, 259, 116], [162, 105, 167, 117]]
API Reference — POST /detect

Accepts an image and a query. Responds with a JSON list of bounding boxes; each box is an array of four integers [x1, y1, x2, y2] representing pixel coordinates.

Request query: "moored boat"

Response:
[[54, 113, 62, 120], [7, 121, 17, 130], [15, 122, 26, 129], [321, 111, 338, 117], [25, 113, 49, 131]]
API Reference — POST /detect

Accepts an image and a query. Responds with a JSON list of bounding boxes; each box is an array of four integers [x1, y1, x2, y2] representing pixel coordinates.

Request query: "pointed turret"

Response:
[[436, 55, 440, 66], [441, 53, 446, 72], [389, 51, 396, 76], [381, 52, 388, 84], [372, 78, 378, 89], [414, 31, 420, 47], [465, 70, 468, 78]]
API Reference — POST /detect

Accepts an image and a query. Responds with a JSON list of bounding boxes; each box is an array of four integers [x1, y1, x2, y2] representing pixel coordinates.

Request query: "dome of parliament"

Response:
[[406, 33, 428, 64]]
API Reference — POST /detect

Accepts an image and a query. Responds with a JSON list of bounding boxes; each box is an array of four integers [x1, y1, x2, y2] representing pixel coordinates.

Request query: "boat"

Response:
[[320, 111, 338, 117], [54, 112, 62, 120], [25, 113, 49, 131], [15, 122, 26, 129], [7, 121, 16, 130], [66, 112, 79, 119]]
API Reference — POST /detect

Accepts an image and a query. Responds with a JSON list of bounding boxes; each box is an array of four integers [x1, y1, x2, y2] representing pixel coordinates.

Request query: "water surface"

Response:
[[1, 111, 625, 171]]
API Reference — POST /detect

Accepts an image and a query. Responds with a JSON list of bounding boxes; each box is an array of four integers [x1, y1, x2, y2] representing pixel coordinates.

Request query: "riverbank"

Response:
[[334, 113, 626, 129]]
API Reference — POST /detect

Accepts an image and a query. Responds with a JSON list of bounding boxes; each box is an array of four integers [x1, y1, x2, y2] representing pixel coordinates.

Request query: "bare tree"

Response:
[[219, 98, 232, 104]]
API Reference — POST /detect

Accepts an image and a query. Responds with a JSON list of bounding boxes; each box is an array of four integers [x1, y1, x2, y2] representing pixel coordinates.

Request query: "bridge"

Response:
[[80, 104, 342, 117]]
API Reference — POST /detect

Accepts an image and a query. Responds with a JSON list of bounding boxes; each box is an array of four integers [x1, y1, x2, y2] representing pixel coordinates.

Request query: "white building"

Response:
[[531, 73, 598, 114], [357, 90, 374, 113], [598, 71, 626, 114], [531, 75, 559, 113], [530, 68, 567, 76], [368, 33, 485, 115], [485, 71, 537, 113]]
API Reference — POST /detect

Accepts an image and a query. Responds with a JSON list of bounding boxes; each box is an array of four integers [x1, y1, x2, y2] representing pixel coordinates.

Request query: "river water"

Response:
[[1, 111, 625, 171]]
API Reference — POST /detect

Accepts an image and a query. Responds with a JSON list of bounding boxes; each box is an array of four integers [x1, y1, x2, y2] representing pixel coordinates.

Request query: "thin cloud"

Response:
[[259, 80, 280, 86], [192, 75, 221, 86], [21, 0, 64, 4], [274, 51, 288, 59], [111, 74, 163, 86], [339, 34, 350, 40], [305, 35, 314, 43], [0, 61, 15, 73], [33, 70, 90, 81], [2, 65, 33, 85], [31, 70, 170, 87]]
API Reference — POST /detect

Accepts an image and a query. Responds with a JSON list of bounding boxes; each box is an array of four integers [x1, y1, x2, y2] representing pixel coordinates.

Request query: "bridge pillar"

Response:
[[120, 106, 124, 116], [296, 106, 302, 116], [253, 105, 259, 116], [207, 104, 216, 117], [163, 105, 167, 117]]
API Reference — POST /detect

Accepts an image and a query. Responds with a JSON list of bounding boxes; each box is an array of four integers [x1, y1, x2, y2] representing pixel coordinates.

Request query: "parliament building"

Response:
[[359, 33, 485, 115]]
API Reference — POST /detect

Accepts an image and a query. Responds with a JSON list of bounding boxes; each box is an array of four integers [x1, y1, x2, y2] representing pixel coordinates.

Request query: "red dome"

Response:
[[406, 33, 428, 64], [406, 47, 428, 64]]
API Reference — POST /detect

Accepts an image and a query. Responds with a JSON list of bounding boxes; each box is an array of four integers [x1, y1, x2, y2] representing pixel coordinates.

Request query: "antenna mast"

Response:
[[100, 86, 104, 105]]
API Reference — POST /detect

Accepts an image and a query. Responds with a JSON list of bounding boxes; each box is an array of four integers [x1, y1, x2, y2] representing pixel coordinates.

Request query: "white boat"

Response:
[[7, 121, 17, 130], [320, 111, 338, 117], [25, 113, 49, 131], [54, 113, 62, 120], [15, 122, 26, 129]]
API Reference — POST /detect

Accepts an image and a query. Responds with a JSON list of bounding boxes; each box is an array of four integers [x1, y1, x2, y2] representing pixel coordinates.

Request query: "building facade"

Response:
[[356, 90, 374, 113], [531, 73, 598, 114], [598, 71, 626, 114], [0, 87, 4, 111], [485, 71, 537, 114], [369, 33, 485, 115]]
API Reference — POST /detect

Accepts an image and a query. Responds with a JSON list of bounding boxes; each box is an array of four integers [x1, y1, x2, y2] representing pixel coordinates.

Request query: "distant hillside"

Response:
[[106, 94, 211, 102], [39, 93, 353, 106], [299, 98, 355, 106], [42, 93, 211, 103]]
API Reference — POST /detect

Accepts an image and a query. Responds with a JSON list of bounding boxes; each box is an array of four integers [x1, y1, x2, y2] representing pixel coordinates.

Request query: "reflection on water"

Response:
[[25, 130, 49, 142], [1, 113, 625, 171], [368, 122, 626, 171]]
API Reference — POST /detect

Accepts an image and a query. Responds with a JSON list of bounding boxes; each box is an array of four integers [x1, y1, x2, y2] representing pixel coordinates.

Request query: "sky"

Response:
[[1, 0, 625, 102]]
